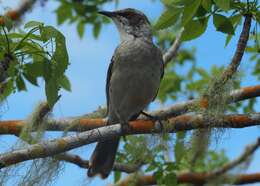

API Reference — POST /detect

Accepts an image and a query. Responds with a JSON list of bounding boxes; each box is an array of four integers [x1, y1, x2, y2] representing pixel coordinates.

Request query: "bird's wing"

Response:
[[152, 52, 164, 101], [106, 57, 114, 115]]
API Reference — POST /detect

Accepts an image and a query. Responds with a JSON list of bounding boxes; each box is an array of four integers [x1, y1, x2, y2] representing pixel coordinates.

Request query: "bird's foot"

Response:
[[120, 122, 132, 141], [141, 111, 164, 131]]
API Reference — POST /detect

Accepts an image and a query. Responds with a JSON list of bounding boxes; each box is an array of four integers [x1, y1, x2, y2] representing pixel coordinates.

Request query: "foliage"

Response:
[[0, 20, 70, 108], [0, 0, 260, 185], [55, 0, 116, 38], [155, 0, 259, 42]]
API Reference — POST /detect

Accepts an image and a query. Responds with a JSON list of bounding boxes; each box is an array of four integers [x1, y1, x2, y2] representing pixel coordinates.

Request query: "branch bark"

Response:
[[115, 172, 260, 186], [1, 112, 260, 169], [210, 15, 251, 92], [163, 28, 184, 66], [0, 85, 259, 135]]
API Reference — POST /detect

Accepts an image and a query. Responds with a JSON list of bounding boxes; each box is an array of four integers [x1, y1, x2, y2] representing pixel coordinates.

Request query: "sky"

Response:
[[0, 0, 259, 186]]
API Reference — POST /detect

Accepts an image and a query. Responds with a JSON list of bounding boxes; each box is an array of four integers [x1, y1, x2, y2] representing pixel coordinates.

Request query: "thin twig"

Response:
[[211, 15, 252, 92], [209, 137, 260, 178], [56, 153, 142, 173], [163, 28, 184, 66]]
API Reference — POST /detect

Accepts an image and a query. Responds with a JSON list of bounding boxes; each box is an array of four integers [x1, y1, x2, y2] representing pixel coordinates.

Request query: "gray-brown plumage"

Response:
[[87, 8, 164, 178]]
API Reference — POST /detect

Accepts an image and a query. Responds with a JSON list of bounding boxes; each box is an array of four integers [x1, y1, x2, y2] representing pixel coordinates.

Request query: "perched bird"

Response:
[[87, 8, 164, 178]]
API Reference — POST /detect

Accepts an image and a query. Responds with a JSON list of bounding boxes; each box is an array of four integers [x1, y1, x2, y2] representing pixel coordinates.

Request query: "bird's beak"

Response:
[[98, 11, 116, 18]]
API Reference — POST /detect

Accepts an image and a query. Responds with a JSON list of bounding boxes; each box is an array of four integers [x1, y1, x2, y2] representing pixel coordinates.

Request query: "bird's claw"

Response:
[[141, 111, 164, 131], [120, 122, 133, 141]]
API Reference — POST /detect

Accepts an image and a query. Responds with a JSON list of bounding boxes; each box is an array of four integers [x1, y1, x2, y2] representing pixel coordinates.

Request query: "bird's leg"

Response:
[[118, 117, 133, 141], [141, 111, 164, 131]]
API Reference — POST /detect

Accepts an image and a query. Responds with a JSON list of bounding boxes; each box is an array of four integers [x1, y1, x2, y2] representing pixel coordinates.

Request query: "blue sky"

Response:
[[0, 0, 260, 186]]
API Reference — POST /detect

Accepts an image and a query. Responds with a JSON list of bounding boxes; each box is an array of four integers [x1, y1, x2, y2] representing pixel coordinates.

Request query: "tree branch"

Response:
[[1, 112, 260, 169], [0, 0, 37, 25], [115, 172, 260, 186], [211, 15, 251, 91], [56, 153, 142, 173], [209, 137, 260, 178], [115, 137, 260, 186], [0, 84, 259, 134], [163, 28, 184, 66]]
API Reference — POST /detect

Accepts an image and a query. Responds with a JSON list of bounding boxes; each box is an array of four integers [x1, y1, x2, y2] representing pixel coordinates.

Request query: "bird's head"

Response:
[[99, 8, 152, 42]]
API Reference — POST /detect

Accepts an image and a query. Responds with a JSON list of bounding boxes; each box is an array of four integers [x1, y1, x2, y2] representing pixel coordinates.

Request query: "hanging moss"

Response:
[[188, 74, 240, 170]]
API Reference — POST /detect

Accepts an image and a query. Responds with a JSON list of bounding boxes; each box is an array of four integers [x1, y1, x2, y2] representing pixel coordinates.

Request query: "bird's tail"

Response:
[[87, 136, 120, 178]]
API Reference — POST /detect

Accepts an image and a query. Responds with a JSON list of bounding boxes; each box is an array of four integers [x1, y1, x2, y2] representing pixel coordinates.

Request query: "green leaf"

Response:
[[145, 163, 157, 172], [40, 26, 69, 107], [55, 3, 72, 25], [154, 8, 181, 30], [43, 61, 52, 82], [161, 0, 175, 6], [40, 26, 69, 77], [256, 11, 260, 24], [213, 14, 234, 35], [24, 21, 43, 29], [163, 0, 193, 6], [214, 0, 230, 11], [8, 32, 43, 41], [77, 21, 85, 38], [225, 34, 232, 47], [174, 132, 186, 163], [164, 172, 177, 186], [16, 75, 26, 91], [201, 0, 212, 11], [181, 17, 208, 41], [114, 171, 121, 183], [181, 0, 201, 26], [225, 14, 242, 47], [24, 62, 44, 78], [45, 80, 59, 108], [59, 75, 71, 91], [93, 23, 101, 38], [0, 79, 14, 101], [23, 72, 38, 86]]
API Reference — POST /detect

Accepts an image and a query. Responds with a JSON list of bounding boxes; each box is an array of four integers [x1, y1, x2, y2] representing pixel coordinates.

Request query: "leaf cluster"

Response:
[[0, 20, 70, 107], [55, 0, 114, 38], [155, 0, 260, 44]]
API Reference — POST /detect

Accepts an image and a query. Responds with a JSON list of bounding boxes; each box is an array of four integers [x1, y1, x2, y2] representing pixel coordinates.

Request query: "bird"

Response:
[[87, 8, 164, 179]]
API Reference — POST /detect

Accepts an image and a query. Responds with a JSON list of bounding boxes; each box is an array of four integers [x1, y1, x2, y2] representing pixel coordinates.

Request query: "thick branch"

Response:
[[1, 113, 260, 169], [115, 173, 260, 186], [0, 85, 259, 134]]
